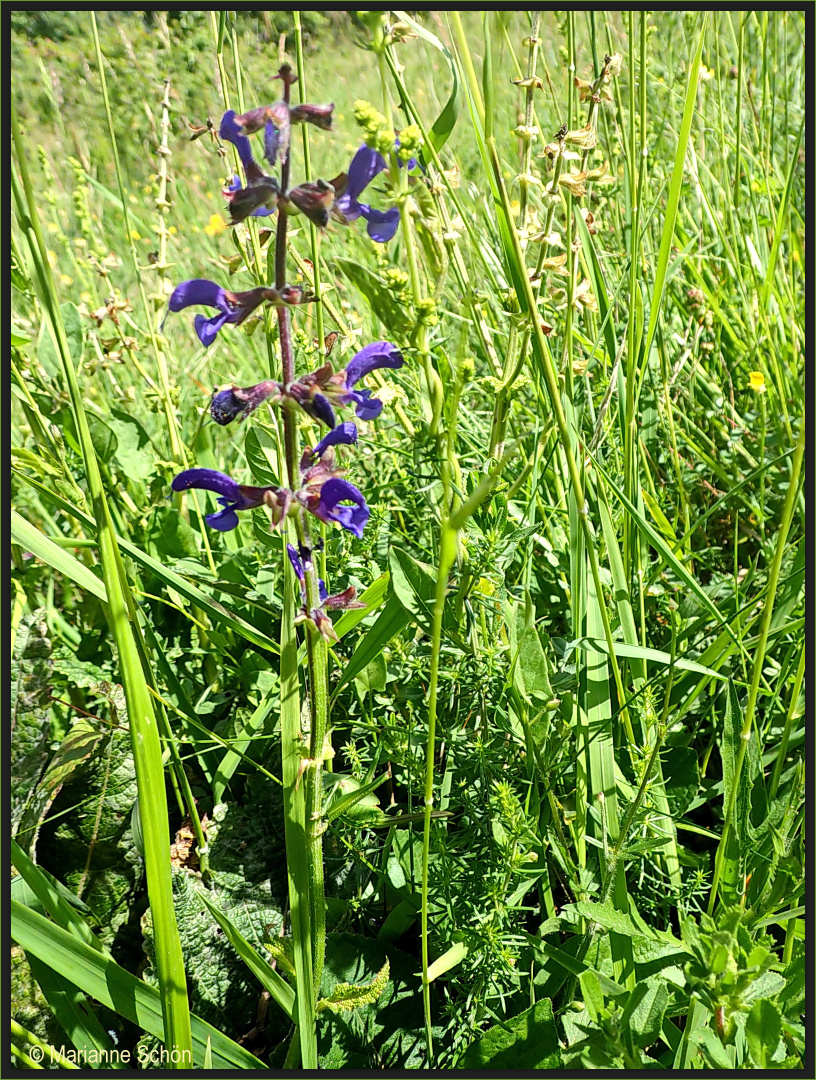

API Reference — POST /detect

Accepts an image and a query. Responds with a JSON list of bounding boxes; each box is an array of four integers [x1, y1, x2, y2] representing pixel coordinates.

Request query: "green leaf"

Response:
[[745, 999, 783, 1069], [37, 301, 83, 377], [10, 900, 266, 1069], [334, 258, 403, 329], [566, 900, 688, 954], [457, 998, 562, 1069], [510, 595, 554, 703], [332, 571, 389, 640], [11, 511, 107, 602], [194, 889, 295, 1022], [334, 594, 410, 694], [244, 424, 281, 487], [394, 11, 461, 162], [568, 636, 725, 681], [695, 1027, 733, 1069], [107, 409, 154, 482], [621, 977, 668, 1049], [639, 17, 706, 382]]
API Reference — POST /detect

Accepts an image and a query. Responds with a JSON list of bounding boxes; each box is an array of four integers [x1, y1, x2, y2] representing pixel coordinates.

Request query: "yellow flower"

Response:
[[130, 229, 142, 241], [80, 291, 92, 303], [168, 225, 178, 235], [748, 371, 766, 393], [204, 214, 227, 236], [60, 274, 73, 286]]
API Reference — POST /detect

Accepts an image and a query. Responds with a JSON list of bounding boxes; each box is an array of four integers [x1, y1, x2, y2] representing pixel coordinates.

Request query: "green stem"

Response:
[[420, 525, 457, 1061]]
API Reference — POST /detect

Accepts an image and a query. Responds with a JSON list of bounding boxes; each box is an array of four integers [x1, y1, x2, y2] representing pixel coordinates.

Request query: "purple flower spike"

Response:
[[312, 421, 358, 459], [220, 110, 254, 170], [311, 477, 369, 539]]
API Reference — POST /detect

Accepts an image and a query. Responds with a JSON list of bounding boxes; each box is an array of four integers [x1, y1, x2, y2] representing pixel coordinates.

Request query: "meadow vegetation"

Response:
[[10, 10, 806, 1071]]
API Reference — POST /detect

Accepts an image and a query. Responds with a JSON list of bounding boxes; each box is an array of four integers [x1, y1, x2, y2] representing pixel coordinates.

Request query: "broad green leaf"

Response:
[[107, 409, 155, 482], [745, 999, 783, 1069], [621, 977, 668, 1049], [244, 424, 281, 487], [10, 901, 266, 1069], [457, 998, 562, 1069], [566, 901, 688, 953]]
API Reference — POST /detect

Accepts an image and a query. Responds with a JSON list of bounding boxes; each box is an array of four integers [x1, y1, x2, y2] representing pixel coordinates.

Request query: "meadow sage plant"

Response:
[[165, 61, 404, 1053]]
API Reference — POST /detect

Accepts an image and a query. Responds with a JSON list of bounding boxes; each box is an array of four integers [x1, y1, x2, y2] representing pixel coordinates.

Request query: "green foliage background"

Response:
[[10, 9, 806, 1072]]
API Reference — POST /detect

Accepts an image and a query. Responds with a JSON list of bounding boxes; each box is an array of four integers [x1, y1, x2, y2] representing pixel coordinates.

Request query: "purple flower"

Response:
[[312, 421, 358, 459], [335, 144, 401, 243], [224, 175, 280, 224], [290, 102, 334, 130], [210, 380, 281, 426], [338, 342, 404, 421], [165, 280, 311, 347], [171, 469, 289, 532], [166, 279, 242, 347], [307, 477, 369, 539], [220, 110, 253, 170]]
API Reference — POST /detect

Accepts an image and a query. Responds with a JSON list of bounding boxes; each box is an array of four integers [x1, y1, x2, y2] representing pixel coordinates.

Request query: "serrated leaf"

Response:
[[746, 999, 783, 1068]]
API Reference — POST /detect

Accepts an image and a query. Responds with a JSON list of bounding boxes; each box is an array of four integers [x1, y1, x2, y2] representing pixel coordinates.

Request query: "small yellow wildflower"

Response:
[[47, 249, 58, 268], [748, 371, 766, 393], [80, 291, 92, 303], [130, 229, 141, 241], [46, 221, 59, 233], [168, 225, 178, 235], [60, 274, 73, 286], [204, 214, 227, 237]]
